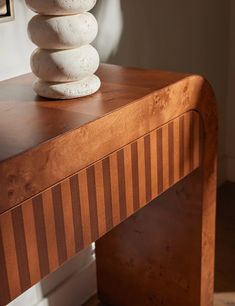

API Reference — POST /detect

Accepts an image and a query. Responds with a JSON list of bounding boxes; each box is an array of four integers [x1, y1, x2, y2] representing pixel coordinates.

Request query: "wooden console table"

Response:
[[0, 64, 217, 306]]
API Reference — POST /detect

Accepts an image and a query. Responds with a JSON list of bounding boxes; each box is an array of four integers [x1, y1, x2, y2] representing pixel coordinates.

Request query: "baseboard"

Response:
[[8, 245, 96, 306], [226, 156, 235, 183], [37, 259, 97, 306]]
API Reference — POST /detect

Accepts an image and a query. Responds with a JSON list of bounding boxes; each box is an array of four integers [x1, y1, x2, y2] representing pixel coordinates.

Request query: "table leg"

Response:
[[96, 168, 213, 306]]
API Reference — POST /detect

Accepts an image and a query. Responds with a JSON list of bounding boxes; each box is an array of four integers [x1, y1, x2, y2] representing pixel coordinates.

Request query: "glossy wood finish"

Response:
[[0, 65, 188, 213], [0, 65, 213, 213], [0, 112, 201, 305], [0, 64, 217, 306]]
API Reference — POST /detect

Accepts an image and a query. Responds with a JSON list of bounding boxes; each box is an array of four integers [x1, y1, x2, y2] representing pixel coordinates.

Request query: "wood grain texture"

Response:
[[0, 64, 214, 214], [0, 112, 201, 306]]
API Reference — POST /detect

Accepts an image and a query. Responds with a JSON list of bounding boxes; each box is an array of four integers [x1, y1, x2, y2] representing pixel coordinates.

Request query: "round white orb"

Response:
[[25, 0, 97, 15], [33, 75, 101, 99], [31, 45, 100, 83], [28, 13, 98, 50]]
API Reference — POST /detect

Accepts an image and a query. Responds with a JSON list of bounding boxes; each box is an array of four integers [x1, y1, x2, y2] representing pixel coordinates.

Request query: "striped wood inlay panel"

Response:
[[0, 111, 202, 306]]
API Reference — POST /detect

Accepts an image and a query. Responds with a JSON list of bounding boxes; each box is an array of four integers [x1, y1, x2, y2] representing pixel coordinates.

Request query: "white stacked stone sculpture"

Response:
[[25, 0, 101, 99]]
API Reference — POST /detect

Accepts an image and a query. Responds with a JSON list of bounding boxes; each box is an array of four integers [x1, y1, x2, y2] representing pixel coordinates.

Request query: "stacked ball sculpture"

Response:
[[25, 0, 101, 99]]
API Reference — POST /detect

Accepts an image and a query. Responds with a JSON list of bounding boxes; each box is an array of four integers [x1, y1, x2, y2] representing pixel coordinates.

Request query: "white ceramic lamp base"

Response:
[[25, 0, 101, 100]]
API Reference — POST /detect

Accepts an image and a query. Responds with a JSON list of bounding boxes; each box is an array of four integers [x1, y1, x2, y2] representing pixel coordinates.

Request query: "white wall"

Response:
[[0, 0, 34, 80], [225, 0, 235, 182]]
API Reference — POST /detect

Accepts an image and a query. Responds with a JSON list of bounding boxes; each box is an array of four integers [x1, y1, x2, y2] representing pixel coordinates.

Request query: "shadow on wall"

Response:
[[95, 0, 229, 79]]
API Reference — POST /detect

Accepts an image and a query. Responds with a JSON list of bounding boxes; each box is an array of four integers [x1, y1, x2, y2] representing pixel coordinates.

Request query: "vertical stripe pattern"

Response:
[[70, 175, 84, 252], [11, 207, 31, 292], [0, 111, 202, 306], [32, 195, 50, 278], [52, 185, 67, 264]]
